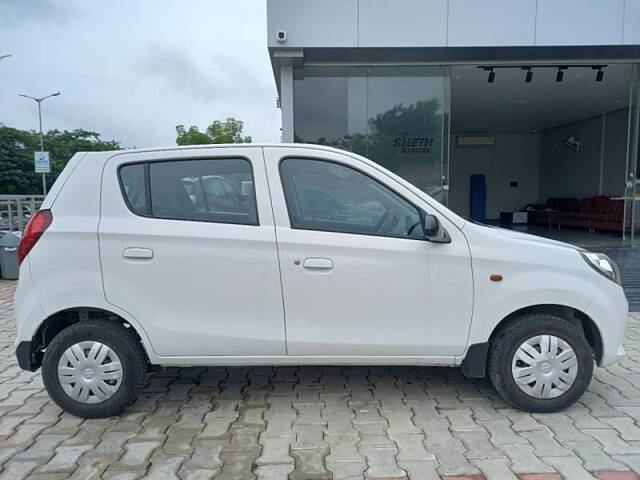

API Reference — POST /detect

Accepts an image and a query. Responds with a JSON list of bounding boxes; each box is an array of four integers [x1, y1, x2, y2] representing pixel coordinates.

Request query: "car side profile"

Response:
[[14, 144, 628, 418]]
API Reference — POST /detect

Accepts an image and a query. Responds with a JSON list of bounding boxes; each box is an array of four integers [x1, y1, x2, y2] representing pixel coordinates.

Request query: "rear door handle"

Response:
[[303, 258, 333, 270], [123, 247, 154, 259]]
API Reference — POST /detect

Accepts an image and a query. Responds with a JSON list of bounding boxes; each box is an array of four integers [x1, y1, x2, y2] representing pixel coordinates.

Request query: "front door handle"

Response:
[[123, 247, 154, 259], [303, 258, 333, 270]]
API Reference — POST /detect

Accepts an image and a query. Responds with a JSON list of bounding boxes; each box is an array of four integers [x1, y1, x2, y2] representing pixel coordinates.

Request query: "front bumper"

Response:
[[585, 279, 629, 367], [15, 341, 39, 371]]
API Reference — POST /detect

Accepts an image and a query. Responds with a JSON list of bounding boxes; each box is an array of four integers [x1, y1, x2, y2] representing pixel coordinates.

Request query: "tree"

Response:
[[0, 125, 121, 195], [175, 118, 252, 145]]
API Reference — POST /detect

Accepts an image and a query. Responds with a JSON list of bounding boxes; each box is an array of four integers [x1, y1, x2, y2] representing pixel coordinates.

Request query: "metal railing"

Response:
[[0, 195, 45, 232]]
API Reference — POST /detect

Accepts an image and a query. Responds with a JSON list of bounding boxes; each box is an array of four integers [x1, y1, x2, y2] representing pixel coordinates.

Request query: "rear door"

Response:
[[98, 147, 286, 357]]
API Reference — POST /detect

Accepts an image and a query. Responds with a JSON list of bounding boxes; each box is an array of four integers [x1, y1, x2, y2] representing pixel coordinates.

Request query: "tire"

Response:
[[488, 313, 593, 413], [42, 320, 147, 418]]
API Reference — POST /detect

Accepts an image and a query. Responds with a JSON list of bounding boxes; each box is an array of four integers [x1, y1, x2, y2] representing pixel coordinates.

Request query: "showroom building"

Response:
[[267, 0, 640, 242]]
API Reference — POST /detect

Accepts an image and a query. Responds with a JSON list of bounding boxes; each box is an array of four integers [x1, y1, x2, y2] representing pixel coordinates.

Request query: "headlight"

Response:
[[580, 251, 621, 285]]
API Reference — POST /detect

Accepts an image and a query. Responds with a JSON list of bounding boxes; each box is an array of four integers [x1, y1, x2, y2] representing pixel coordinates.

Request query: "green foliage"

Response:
[[175, 118, 252, 145], [0, 125, 121, 195]]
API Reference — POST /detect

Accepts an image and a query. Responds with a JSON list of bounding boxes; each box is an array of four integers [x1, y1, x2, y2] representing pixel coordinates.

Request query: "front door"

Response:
[[264, 147, 473, 357], [99, 147, 286, 357]]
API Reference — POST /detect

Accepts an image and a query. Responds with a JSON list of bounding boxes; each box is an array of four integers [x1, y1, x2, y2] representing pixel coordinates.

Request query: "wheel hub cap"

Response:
[[57, 341, 123, 404], [511, 334, 578, 399]]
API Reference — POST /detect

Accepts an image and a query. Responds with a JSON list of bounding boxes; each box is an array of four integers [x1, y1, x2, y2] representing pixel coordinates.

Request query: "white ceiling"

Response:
[[451, 63, 632, 133]]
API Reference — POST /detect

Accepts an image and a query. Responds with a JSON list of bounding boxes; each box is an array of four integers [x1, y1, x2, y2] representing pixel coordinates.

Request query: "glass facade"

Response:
[[626, 64, 640, 242], [293, 66, 450, 202]]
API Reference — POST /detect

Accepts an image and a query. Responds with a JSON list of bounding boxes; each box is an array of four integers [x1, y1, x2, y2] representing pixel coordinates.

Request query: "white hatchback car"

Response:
[[15, 144, 628, 418]]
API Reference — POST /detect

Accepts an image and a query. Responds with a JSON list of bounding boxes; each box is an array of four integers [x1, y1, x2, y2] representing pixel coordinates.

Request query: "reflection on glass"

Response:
[[293, 66, 449, 201]]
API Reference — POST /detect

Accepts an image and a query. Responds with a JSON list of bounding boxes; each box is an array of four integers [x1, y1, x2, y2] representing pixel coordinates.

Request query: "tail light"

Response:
[[17, 210, 53, 265]]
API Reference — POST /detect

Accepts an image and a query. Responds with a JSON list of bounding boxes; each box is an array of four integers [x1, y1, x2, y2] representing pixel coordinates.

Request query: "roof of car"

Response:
[[83, 143, 351, 157]]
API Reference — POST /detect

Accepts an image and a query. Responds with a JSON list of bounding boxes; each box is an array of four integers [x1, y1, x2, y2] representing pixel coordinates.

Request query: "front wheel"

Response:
[[488, 313, 594, 412], [42, 320, 147, 418]]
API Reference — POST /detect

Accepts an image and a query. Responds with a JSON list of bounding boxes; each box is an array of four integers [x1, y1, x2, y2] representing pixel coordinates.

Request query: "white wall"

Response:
[[449, 134, 541, 219], [539, 109, 629, 201], [449, 110, 630, 220], [267, 0, 636, 48]]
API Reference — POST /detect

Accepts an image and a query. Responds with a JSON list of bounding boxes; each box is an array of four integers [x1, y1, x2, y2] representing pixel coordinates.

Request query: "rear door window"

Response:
[[119, 158, 258, 225]]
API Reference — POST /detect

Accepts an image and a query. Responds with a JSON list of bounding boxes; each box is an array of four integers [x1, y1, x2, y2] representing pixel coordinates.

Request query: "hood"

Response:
[[464, 222, 582, 251]]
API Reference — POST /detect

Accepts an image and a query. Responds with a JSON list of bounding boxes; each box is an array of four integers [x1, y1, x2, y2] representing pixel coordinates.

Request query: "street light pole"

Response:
[[17, 91, 61, 195]]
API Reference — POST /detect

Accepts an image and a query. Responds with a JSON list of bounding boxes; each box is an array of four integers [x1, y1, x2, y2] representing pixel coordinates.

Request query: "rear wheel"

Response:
[[42, 320, 147, 418], [488, 313, 593, 412]]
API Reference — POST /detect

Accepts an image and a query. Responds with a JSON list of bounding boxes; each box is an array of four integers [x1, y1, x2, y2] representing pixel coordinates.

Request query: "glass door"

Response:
[[625, 64, 640, 243]]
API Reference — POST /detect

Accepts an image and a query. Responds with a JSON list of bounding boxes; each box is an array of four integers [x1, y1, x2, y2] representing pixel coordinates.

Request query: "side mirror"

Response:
[[422, 212, 451, 243], [423, 213, 440, 237]]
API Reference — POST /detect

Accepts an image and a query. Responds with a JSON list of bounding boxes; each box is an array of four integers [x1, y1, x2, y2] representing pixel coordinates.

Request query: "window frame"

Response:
[[278, 156, 426, 241], [117, 156, 260, 226]]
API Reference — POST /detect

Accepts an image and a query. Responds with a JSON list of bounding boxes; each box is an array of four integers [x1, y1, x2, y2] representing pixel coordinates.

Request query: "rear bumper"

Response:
[[15, 341, 39, 371]]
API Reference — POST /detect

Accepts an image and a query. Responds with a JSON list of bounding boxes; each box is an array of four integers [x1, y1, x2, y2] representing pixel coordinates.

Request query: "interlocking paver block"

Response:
[[37, 445, 93, 473], [566, 440, 630, 471], [292, 423, 327, 451], [399, 460, 440, 480], [326, 434, 364, 464], [256, 434, 294, 465], [455, 431, 505, 459], [390, 433, 435, 462], [584, 428, 640, 455], [542, 456, 600, 480], [360, 446, 406, 478], [289, 448, 331, 480], [521, 428, 573, 457], [383, 410, 422, 435], [478, 419, 529, 445], [186, 439, 225, 469], [472, 458, 519, 479], [499, 444, 556, 474], [326, 460, 366, 480], [431, 444, 481, 476], [111, 440, 161, 471], [255, 464, 295, 480], [534, 413, 592, 442]]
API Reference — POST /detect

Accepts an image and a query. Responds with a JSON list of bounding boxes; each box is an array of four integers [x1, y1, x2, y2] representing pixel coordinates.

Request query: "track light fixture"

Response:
[[487, 68, 495, 83], [476, 64, 607, 84]]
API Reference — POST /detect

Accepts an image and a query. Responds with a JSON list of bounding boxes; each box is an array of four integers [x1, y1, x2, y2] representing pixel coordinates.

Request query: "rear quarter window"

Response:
[[119, 163, 147, 215]]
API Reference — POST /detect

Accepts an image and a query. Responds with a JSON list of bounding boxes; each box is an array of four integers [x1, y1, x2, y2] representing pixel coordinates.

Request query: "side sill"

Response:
[[460, 342, 489, 378], [148, 355, 459, 367]]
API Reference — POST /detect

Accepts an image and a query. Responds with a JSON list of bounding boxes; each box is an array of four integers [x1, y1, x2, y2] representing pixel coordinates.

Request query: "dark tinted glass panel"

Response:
[[280, 158, 422, 239], [293, 65, 448, 201], [149, 158, 257, 225], [119, 163, 147, 215]]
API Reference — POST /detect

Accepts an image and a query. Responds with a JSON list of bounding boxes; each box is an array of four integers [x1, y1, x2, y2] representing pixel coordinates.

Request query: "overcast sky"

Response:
[[0, 0, 281, 148]]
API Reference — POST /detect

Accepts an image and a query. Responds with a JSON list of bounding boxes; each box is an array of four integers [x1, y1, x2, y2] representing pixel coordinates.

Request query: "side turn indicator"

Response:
[[490, 274, 503, 282]]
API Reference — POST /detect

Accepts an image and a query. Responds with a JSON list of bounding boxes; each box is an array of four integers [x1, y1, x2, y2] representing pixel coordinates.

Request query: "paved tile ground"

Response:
[[1, 280, 640, 480]]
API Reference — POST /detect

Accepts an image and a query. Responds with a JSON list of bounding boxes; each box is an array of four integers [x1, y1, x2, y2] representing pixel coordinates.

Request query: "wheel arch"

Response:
[[25, 306, 153, 371], [462, 303, 603, 378]]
